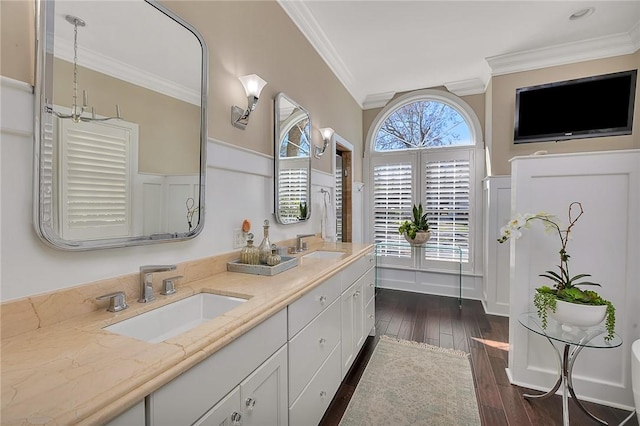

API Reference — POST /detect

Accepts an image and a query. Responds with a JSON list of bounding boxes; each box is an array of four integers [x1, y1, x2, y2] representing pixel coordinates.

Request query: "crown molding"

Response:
[[362, 91, 396, 110], [277, 1, 364, 107], [444, 78, 487, 97], [487, 32, 638, 76], [54, 37, 201, 106]]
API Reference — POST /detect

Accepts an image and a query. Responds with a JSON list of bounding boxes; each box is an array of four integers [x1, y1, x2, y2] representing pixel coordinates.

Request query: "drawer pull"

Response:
[[369, 283, 374, 287], [231, 412, 242, 425], [245, 397, 256, 410], [319, 337, 327, 345], [354, 291, 361, 298], [369, 314, 374, 319], [319, 295, 327, 305], [320, 390, 327, 398]]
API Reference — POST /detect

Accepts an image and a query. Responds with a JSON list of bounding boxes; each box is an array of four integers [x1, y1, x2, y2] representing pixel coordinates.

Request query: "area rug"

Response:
[[339, 336, 481, 426]]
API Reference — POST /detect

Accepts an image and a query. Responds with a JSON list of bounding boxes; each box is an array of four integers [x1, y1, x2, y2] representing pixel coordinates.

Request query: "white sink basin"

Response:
[[104, 293, 247, 343], [303, 250, 346, 259]]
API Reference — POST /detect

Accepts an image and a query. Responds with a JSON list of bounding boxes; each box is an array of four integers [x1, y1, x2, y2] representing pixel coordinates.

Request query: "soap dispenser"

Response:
[[258, 219, 272, 264]]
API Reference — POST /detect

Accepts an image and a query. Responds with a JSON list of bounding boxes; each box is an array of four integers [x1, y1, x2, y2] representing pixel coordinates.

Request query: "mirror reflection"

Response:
[[274, 93, 311, 224], [35, 0, 208, 250]]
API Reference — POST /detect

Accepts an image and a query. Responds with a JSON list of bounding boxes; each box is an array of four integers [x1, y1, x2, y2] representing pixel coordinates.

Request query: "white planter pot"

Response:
[[548, 300, 607, 330], [403, 231, 431, 246]]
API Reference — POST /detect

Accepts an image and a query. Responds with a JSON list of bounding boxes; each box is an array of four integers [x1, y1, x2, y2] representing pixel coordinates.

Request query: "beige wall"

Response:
[[0, 0, 35, 84], [53, 59, 201, 175], [489, 52, 640, 175], [1, 0, 362, 175]]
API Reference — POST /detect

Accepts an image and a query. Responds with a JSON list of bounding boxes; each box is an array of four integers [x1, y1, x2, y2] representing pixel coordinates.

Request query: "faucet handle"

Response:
[[96, 291, 128, 312], [161, 275, 183, 296]]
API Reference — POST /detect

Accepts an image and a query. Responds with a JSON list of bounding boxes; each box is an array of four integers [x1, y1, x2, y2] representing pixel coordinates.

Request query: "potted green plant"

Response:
[[498, 202, 615, 340], [298, 201, 308, 220], [398, 203, 431, 246]]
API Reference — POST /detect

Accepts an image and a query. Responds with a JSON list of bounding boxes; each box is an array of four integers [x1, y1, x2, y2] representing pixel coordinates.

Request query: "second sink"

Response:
[[104, 293, 247, 343], [303, 250, 346, 259]]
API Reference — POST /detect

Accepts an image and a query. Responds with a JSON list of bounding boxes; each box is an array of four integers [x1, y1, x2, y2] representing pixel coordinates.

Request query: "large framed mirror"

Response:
[[34, 0, 208, 250], [274, 93, 311, 225]]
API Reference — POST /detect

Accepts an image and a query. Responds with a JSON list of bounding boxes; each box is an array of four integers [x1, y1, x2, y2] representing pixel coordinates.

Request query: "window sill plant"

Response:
[[398, 203, 431, 246], [498, 202, 615, 341]]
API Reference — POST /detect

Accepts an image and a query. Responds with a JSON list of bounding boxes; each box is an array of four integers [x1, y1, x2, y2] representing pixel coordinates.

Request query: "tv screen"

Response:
[[514, 70, 637, 143]]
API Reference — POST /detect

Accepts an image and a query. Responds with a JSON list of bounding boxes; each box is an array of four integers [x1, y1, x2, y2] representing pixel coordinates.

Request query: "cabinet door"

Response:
[[105, 400, 145, 426], [341, 279, 364, 377], [193, 387, 242, 426], [240, 344, 288, 426]]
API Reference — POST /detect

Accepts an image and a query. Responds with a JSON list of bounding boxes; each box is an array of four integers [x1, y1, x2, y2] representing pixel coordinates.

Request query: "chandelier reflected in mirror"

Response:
[[48, 15, 122, 123]]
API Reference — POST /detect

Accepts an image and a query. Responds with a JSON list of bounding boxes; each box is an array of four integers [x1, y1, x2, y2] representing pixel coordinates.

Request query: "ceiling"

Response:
[[278, 1, 640, 108]]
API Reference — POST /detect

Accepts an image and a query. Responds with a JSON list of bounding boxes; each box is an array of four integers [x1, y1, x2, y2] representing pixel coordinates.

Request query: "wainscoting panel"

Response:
[[507, 150, 639, 409]]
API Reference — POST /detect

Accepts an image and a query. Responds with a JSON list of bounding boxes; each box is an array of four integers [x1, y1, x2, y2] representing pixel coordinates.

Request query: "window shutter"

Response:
[[278, 162, 308, 223], [335, 158, 343, 241], [423, 156, 470, 262], [59, 120, 132, 240], [372, 162, 413, 257]]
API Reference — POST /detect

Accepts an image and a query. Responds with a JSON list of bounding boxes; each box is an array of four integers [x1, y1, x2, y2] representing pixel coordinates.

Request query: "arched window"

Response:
[[367, 89, 482, 270]]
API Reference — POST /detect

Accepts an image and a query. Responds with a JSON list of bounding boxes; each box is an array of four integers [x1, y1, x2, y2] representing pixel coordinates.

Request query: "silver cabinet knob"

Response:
[[231, 411, 242, 425], [369, 314, 374, 319], [319, 295, 327, 305], [369, 283, 374, 287], [320, 390, 327, 398], [245, 397, 256, 410], [354, 290, 360, 298], [318, 337, 326, 345]]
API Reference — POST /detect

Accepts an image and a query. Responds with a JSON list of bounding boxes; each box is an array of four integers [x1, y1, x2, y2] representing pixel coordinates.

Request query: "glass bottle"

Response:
[[266, 244, 282, 266], [258, 219, 272, 264], [240, 233, 259, 265]]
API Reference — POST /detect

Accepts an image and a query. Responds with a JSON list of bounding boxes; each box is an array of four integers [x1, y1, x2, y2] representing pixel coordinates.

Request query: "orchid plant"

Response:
[[498, 202, 615, 340]]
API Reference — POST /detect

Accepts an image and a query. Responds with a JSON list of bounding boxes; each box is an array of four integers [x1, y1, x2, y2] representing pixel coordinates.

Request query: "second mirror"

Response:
[[274, 93, 311, 224]]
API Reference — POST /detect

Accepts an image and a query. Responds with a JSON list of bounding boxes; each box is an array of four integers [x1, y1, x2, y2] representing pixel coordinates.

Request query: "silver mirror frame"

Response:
[[274, 93, 311, 225], [33, 0, 209, 250]]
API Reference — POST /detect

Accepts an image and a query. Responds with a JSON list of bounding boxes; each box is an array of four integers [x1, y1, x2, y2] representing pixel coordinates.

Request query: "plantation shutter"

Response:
[[422, 150, 471, 262], [59, 119, 133, 240], [372, 159, 414, 258], [278, 157, 308, 223], [335, 156, 343, 241]]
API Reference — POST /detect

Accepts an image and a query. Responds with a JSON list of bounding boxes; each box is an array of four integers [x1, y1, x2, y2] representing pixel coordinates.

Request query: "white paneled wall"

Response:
[[482, 176, 511, 316], [0, 78, 363, 301], [507, 151, 639, 409]]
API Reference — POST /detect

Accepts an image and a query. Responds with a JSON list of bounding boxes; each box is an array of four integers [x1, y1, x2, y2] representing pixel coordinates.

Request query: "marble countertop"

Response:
[[1, 242, 374, 425]]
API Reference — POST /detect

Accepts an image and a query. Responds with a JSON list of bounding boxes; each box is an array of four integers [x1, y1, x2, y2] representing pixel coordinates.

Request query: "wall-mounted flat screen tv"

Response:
[[513, 69, 637, 143]]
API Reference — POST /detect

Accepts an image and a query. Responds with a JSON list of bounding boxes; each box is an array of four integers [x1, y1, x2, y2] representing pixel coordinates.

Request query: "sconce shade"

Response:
[[320, 127, 334, 141], [232, 74, 268, 130], [238, 74, 267, 98]]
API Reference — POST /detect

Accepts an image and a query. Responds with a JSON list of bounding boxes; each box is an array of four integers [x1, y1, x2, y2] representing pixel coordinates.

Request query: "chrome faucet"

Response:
[[138, 265, 176, 303], [296, 234, 315, 252]]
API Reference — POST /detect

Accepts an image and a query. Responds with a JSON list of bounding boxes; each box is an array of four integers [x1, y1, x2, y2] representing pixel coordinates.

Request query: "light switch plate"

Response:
[[233, 229, 246, 248]]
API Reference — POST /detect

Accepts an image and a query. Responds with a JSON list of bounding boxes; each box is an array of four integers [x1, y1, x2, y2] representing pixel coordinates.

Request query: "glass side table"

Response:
[[374, 242, 463, 308], [518, 313, 623, 426]]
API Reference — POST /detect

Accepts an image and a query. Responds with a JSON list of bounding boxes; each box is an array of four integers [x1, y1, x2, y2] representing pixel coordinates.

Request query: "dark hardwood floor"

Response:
[[320, 288, 637, 426]]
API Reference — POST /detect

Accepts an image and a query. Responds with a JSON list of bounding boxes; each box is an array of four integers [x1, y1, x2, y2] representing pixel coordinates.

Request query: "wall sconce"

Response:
[[231, 74, 267, 130], [314, 127, 334, 159]]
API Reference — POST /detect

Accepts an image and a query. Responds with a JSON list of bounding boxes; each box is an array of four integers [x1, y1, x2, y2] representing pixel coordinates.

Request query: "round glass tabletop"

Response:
[[518, 312, 622, 348]]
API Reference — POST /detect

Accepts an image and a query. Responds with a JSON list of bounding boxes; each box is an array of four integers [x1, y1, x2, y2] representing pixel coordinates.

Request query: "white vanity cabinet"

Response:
[[287, 272, 342, 426], [147, 309, 287, 426], [341, 257, 375, 378], [194, 344, 288, 426], [105, 400, 145, 426]]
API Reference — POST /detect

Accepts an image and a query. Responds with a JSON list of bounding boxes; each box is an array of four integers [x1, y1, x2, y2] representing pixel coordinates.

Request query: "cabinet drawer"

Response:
[[288, 298, 341, 402], [365, 296, 375, 337], [288, 342, 341, 426], [148, 309, 287, 426], [288, 272, 341, 338], [341, 250, 374, 292], [362, 267, 375, 303]]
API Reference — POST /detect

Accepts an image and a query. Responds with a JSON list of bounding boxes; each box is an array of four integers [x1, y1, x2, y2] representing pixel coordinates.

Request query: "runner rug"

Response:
[[339, 335, 481, 426]]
